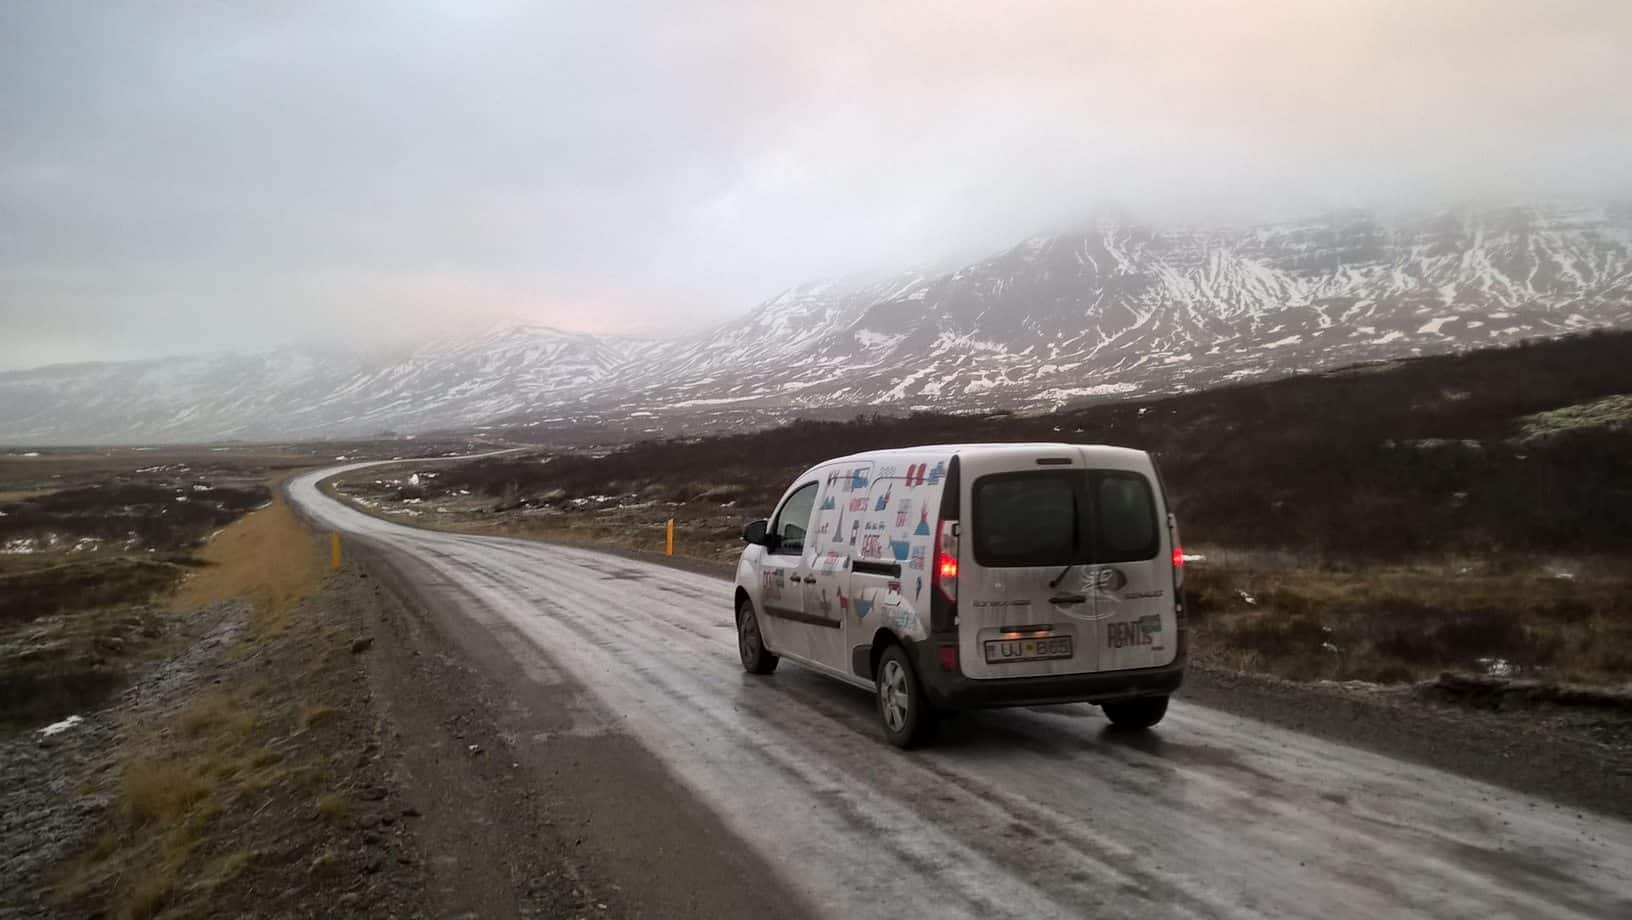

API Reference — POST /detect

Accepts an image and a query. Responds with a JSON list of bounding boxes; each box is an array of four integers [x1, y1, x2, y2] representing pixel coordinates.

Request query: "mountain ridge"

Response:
[[4, 204, 1629, 445]]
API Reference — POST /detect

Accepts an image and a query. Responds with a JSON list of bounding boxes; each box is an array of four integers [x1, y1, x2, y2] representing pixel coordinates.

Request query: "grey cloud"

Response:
[[2, 0, 1629, 368]]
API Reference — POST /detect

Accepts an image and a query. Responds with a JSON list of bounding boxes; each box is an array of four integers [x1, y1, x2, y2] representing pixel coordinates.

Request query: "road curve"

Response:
[[290, 462, 1632, 920]]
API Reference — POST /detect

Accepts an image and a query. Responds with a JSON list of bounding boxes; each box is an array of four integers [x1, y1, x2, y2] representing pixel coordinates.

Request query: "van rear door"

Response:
[[959, 449, 1101, 681], [958, 448, 1175, 680], [1081, 461, 1177, 672]]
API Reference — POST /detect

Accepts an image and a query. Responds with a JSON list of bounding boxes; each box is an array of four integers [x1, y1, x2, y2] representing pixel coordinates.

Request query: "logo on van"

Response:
[[1088, 567, 1127, 592]]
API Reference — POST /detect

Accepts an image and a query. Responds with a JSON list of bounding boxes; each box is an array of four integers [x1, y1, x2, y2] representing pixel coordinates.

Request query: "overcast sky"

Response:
[[3, 1, 1629, 370]]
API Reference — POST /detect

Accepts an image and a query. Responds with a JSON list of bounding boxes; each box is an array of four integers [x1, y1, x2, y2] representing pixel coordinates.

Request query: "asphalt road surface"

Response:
[[290, 463, 1632, 920]]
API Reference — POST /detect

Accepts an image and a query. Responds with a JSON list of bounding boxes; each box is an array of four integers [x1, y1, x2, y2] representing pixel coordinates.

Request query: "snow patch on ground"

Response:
[[668, 395, 762, 408], [1034, 382, 1139, 402], [853, 329, 904, 351], [38, 715, 84, 737]]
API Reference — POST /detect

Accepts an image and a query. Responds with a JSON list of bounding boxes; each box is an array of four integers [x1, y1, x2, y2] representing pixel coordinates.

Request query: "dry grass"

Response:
[[171, 494, 326, 630], [177, 691, 257, 740], [1187, 561, 1632, 685], [198, 849, 256, 889], [315, 793, 347, 820], [124, 760, 212, 826], [299, 703, 337, 730], [55, 482, 349, 918]]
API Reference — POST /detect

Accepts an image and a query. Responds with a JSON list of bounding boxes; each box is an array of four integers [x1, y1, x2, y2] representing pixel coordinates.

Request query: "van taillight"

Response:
[[933, 519, 958, 602], [1168, 514, 1184, 592]]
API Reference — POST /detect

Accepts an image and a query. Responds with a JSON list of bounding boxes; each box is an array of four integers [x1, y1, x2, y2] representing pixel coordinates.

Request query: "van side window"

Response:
[[771, 482, 819, 556]]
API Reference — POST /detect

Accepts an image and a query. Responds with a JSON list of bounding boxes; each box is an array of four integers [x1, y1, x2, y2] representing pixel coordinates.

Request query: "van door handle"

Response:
[[801, 576, 817, 584], [1049, 594, 1087, 605]]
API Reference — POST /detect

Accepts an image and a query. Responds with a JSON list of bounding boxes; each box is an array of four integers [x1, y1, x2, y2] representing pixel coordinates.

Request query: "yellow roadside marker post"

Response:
[[665, 518, 675, 557], [331, 531, 342, 571]]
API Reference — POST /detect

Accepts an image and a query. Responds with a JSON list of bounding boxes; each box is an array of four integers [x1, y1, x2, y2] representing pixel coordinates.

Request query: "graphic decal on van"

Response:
[[846, 468, 870, 491], [913, 506, 931, 536], [860, 533, 883, 557], [819, 495, 836, 511], [884, 606, 924, 639], [853, 593, 875, 621], [915, 576, 924, 600], [889, 537, 911, 561], [894, 498, 912, 528], [1106, 617, 1162, 649], [760, 568, 784, 599], [874, 484, 893, 511], [908, 545, 926, 570], [849, 520, 860, 545], [901, 461, 947, 487]]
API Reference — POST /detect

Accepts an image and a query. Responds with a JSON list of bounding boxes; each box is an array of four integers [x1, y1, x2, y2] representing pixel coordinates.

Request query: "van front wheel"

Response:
[[876, 646, 935, 748], [1102, 695, 1169, 730], [736, 599, 779, 675]]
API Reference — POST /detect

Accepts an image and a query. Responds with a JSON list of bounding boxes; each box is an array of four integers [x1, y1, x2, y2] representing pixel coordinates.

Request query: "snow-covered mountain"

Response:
[[0, 324, 653, 444], [595, 204, 1632, 420], [4, 205, 1630, 445]]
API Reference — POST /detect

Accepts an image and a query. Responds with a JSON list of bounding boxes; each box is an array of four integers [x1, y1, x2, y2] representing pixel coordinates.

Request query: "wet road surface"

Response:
[[290, 463, 1632, 920]]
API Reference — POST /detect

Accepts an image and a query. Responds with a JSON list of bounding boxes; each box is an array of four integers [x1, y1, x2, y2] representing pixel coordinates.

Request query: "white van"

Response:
[[733, 443, 1186, 747]]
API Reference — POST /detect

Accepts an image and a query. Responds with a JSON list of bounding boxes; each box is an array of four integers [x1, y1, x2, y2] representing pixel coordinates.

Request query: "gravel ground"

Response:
[[1180, 664, 1632, 822], [0, 600, 248, 918]]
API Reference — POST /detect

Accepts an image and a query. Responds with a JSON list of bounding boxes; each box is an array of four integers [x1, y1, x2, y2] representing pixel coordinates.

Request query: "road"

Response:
[[289, 463, 1632, 920]]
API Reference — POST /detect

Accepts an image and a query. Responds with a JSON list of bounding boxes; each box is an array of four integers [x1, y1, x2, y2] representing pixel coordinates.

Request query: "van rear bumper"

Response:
[[913, 643, 1185, 709]]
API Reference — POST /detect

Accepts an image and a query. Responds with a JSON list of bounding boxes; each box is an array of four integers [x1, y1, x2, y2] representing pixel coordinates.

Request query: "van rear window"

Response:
[[972, 470, 1159, 567]]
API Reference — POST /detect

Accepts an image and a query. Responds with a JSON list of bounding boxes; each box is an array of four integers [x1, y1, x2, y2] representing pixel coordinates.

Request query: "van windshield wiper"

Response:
[[1049, 563, 1076, 589], [1050, 488, 1083, 590]]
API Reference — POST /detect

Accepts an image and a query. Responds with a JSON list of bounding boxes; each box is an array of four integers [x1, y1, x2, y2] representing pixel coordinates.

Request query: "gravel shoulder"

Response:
[[343, 534, 818, 919], [1179, 665, 1632, 823]]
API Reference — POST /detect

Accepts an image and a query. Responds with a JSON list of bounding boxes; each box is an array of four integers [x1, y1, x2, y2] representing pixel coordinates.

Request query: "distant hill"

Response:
[[3, 204, 1629, 445]]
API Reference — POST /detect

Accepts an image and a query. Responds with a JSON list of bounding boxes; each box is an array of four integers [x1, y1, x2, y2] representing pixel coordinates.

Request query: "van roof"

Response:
[[820, 442, 1149, 465]]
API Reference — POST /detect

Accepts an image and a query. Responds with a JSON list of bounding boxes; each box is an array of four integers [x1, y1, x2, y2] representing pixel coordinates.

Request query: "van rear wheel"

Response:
[[1102, 695, 1169, 730], [876, 645, 935, 748]]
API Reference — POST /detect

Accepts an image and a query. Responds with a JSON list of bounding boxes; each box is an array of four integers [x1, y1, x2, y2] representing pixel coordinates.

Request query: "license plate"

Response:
[[984, 635, 1073, 664]]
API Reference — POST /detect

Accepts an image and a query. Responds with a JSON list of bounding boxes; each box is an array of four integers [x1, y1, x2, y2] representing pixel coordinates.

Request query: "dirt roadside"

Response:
[[333, 533, 820, 920], [4, 468, 815, 920]]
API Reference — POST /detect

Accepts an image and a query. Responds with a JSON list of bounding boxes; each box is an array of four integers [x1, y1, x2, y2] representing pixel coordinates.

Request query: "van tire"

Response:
[[736, 599, 779, 675], [875, 645, 935, 748], [1102, 695, 1169, 730]]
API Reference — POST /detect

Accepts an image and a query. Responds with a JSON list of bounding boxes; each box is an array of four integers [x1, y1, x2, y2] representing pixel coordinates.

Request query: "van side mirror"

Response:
[[742, 519, 769, 545]]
